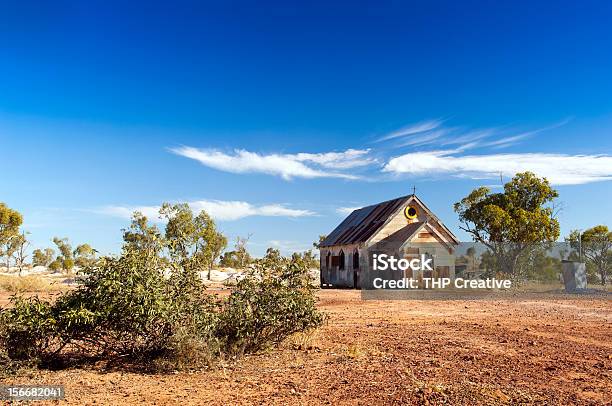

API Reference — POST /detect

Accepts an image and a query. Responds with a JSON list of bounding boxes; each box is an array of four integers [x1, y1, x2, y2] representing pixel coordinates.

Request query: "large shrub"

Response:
[[217, 251, 324, 355], [0, 247, 219, 366]]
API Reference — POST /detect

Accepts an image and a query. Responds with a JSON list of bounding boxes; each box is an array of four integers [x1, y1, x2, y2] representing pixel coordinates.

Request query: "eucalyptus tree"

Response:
[[0, 203, 23, 271], [454, 172, 560, 277]]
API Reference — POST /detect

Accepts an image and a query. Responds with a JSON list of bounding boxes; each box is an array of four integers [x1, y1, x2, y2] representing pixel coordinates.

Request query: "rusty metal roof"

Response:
[[320, 195, 411, 247]]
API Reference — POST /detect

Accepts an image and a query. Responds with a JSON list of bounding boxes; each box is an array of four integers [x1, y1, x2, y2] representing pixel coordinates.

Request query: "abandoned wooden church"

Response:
[[319, 194, 459, 288]]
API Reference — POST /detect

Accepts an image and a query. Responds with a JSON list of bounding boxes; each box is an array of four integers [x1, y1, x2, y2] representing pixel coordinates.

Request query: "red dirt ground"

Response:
[[1, 290, 611, 405]]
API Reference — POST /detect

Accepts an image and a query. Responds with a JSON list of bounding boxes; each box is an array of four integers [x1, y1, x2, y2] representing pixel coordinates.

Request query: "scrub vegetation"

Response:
[[0, 203, 324, 371]]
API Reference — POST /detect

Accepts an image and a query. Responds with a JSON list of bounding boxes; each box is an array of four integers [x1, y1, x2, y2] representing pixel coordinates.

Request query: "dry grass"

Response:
[[345, 342, 365, 359], [288, 329, 321, 351], [0, 275, 64, 293]]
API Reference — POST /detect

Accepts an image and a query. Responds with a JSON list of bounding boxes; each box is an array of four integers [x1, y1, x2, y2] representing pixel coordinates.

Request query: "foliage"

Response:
[[0, 296, 56, 361], [0, 203, 23, 270], [292, 249, 319, 269], [0, 203, 324, 371], [73, 244, 97, 268], [454, 172, 560, 277], [122, 212, 163, 256], [10, 232, 30, 273], [567, 226, 612, 285], [520, 247, 562, 282], [52, 237, 75, 272], [217, 251, 324, 355], [219, 236, 252, 269], [160, 203, 227, 279], [0, 246, 219, 365], [478, 250, 498, 278], [48, 260, 62, 272], [32, 248, 55, 267]]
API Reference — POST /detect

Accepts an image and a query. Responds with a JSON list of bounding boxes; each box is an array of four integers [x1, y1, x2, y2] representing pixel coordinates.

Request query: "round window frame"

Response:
[[404, 206, 418, 219]]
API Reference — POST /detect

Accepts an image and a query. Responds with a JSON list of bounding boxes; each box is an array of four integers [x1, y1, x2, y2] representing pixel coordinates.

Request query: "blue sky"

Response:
[[1, 1, 612, 256]]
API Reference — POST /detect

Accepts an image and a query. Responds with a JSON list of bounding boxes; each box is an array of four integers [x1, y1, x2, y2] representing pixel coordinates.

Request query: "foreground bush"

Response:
[[0, 248, 323, 370], [218, 252, 324, 355]]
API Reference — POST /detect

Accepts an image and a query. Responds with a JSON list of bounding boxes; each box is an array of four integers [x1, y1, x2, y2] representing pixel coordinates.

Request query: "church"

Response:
[[319, 194, 459, 288]]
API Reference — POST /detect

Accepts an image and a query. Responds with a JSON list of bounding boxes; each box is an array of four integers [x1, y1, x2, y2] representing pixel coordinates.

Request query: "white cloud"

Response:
[[170, 146, 373, 180], [97, 200, 315, 221], [293, 149, 375, 169], [336, 206, 361, 215], [383, 151, 612, 185], [377, 119, 444, 142]]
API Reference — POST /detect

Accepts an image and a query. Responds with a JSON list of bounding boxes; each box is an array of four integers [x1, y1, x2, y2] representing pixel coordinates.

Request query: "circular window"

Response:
[[404, 206, 418, 219]]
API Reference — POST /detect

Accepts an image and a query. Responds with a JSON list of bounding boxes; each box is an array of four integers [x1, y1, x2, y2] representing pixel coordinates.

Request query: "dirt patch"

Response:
[[1, 290, 610, 405]]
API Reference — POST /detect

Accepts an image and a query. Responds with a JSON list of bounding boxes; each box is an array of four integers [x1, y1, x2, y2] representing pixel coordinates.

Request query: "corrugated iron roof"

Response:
[[320, 195, 411, 247]]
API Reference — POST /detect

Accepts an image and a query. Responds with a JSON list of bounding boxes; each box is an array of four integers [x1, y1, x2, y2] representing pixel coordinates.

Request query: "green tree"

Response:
[[454, 172, 560, 277], [567, 226, 612, 285], [48, 259, 63, 272], [32, 248, 55, 267], [160, 203, 227, 279], [262, 247, 283, 268], [220, 236, 252, 269], [73, 243, 97, 268], [52, 237, 75, 272], [219, 251, 239, 268], [122, 212, 164, 256], [0, 203, 23, 271]]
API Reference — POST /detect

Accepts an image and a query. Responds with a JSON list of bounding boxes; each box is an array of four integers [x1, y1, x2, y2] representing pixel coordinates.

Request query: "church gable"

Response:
[[320, 194, 458, 249], [366, 195, 456, 246]]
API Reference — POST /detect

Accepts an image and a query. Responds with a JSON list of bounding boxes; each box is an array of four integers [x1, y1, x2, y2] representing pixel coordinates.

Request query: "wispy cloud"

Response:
[[96, 200, 316, 221], [396, 129, 451, 147], [376, 119, 444, 142], [170, 146, 374, 180], [482, 118, 572, 149], [379, 118, 571, 152], [383, 151, 612, 185], [293, 149, 376, 169]]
